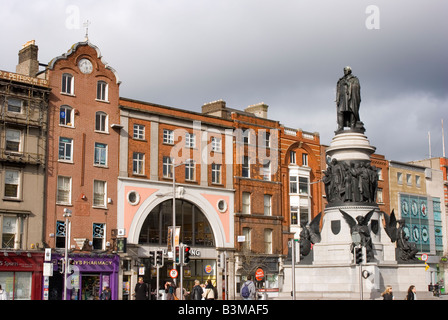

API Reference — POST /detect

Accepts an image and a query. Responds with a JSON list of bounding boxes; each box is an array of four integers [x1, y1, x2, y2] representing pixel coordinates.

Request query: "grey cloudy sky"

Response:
[[1, 0, 447, 162]]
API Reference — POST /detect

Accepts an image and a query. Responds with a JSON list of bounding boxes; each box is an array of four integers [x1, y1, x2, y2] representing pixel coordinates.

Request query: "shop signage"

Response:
[[0, 70, 49, 86], [255, 268, 264, 281]]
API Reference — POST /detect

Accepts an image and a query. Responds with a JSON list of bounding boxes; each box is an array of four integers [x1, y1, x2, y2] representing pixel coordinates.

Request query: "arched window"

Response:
[[95, 111, 108, 132], [138, 199, 215, 247], [61, 73, 74, 94], [59, 105, 74, 127], [96, 80, 108, 101]]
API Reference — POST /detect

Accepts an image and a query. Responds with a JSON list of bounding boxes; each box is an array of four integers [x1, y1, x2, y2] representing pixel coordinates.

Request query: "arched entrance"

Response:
[[137, 199, 218, 298], [138, 199, 215, 247]]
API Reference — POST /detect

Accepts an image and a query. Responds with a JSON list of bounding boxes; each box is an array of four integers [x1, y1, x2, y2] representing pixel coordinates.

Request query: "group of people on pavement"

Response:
[[381, 284, 418, 300], [132, 275, 257, 300]]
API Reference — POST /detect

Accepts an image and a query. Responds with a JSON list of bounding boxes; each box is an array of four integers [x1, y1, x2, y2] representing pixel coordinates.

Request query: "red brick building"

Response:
[[279, 127, 323, 253], [43, 40, 121, 300]]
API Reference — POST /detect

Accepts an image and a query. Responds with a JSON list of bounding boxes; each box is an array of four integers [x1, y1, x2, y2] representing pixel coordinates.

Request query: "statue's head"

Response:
[[344, 66, 352, 75], [356, 215, 364, 224]]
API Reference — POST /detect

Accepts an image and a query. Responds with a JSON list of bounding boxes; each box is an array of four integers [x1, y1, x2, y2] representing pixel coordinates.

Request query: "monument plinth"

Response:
[[285, 67, 425, 300]]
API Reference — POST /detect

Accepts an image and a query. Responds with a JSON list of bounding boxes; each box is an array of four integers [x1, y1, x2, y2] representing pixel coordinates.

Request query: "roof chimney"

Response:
[[245, 102, 269, 119], [16, 40, 39, 77]]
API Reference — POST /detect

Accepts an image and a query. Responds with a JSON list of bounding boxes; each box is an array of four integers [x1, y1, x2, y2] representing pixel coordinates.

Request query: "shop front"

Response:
[[0, 251, 44, 300], [48, 253, 119, 300]]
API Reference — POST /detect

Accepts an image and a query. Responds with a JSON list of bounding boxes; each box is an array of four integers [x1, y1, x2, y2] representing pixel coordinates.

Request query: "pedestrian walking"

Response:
[[240, 275, 256, 300], [203, 279, 215, 300], [192, 280, 204, 300], [406, 285, 417, 300], [134, 277, 149, 300], [381, 285, 393, 300], [165, 281, 174, 300], [100, 286, 111, 300]]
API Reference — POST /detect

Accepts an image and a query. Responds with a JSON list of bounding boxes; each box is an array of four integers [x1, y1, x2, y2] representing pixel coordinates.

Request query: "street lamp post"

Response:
[[172, 160, 186, 298], [63, 208, 72, 300]]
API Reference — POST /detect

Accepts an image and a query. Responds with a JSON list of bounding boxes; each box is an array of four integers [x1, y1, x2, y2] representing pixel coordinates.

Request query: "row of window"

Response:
[[56, 176, 108, 207], [62, 73, 109, 101], [60, 107, 109, 132], [241, 227, 273, 254], [59, 137, 108, 166], [397, 172, 422, 187], [241, 192, 272, 216]]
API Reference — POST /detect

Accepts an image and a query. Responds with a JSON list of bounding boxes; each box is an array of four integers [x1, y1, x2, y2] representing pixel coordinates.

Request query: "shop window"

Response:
[[0, 271, 32, 300]]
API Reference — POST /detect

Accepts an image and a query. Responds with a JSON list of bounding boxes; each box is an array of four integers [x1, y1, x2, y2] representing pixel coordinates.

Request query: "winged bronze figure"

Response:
[[299, 212, 322, 258]]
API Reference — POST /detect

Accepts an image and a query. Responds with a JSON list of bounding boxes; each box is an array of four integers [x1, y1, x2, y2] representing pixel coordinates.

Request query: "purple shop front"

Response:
[[48, 254, 119, 300]]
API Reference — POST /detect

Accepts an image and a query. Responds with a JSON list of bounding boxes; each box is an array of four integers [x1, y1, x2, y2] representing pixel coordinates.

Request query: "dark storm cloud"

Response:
[[1, 0, 447, 161]]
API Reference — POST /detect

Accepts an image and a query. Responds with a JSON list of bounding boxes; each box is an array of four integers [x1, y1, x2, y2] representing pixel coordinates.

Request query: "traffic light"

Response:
[[156, 250, 164, 266], [355, 247, 363, 265], [149, 251, 156, 266], [184, 246, 191, 264], [175, 246, 180, 264], [57, 258, 65, 274], [68, 258, 75, 274]]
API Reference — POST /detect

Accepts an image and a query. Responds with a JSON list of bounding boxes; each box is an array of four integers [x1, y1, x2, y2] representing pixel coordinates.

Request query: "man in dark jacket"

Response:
[[134, 277, 149, 300]]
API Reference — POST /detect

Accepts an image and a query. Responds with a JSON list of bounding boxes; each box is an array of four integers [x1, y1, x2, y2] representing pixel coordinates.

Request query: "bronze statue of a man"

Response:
[[336, 66, 363, 133]]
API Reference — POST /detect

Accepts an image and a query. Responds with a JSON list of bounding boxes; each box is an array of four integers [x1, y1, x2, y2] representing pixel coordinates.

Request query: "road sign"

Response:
[[421, 253, 428, 262], [170, 269, 178, 279], [255, 268, 264, 281]]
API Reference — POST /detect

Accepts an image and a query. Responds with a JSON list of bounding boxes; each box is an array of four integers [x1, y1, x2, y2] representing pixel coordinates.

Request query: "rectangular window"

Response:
[[242, 156, 250, 178], [290, 206, 299, 225], [93, 180, 106, 207], [377, 167, 383, 180], [163, 129, 174, 144], [299, 176, 309, 194], [186, 132, 196, 148], [92, 223, 105, 250], [264, 229, 273, 254], [5, 129, 21, 153], [4, 170, 20, 199], [416, 175, 421, 188], [95, 112, 108, 132], [94, 142, 108, 166], [397, 172, 403, 184], [163, 156, 173, 178], [61, 73, 73, 94], [58, 137, 73, 161], [133, 124, 145, 140], [242, 192, 251, 214], [300, 207, 309, 225], [57, 176, 71, 204], [302, 153, 308, 166], [242, 227, 251, 251], [242, 128, 249, 145], [406, 173, 412, 186], [289, 176, 298, 193], [290, 151, 296, 164], [377, 188, 383, 203], [264, 194, 272, 216], [2, 216, 17, 249], [7, 98, 23, 113], [132, 152, 145, 175], [211, 137, 222, 152], [262, 160, 271, 181], [264, 131, 270, 148], [96, 81, 108, 101], [212, 163, 221, 184], [185, 160, 195, 181]]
